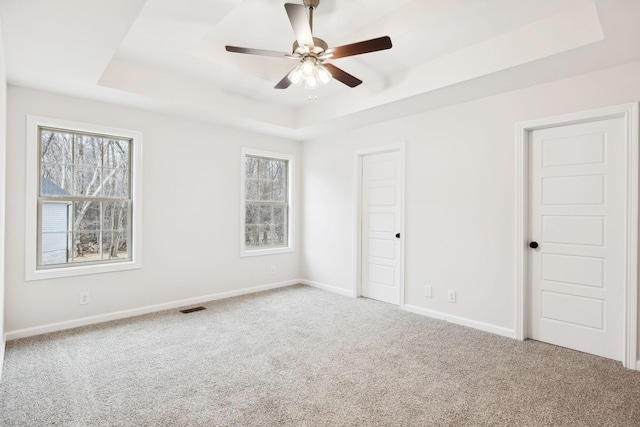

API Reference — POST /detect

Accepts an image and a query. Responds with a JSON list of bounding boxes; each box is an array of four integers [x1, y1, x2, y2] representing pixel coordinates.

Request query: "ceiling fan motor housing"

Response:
[[293, 37, 329, 55], [303, 0, 320, 9]]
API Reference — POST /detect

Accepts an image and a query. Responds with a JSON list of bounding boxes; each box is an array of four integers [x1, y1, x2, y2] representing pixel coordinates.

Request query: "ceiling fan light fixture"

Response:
[[301, 59, 315, 76], [304, 75, 318, 89], [317, 64, 331, 85], [288, 67, 304, 85], [288, 57, 331, 89]]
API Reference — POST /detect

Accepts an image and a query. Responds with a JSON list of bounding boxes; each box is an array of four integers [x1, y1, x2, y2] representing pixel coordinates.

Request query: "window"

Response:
[[241, 148, 294, 257], [26, 116, 142, 280]]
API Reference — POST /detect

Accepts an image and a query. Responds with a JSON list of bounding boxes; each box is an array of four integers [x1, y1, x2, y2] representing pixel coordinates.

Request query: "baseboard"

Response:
[[300, 283, 515, 340], [0, 333, 6, 382], [300, 279, 354, 297], [5, 280, 301, 341], [403, 305, 516, 339]]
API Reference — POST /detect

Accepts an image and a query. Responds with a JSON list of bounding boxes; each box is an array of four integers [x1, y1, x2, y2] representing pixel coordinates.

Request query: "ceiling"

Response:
[[0, 0, 639, 140]]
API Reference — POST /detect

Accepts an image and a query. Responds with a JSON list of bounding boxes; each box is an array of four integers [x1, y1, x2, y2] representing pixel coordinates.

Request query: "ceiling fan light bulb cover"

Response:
[[301, 60, 315, 76], [305, 76, 318, 89], [317, 65, 331, 85], [288, 67, 303, 85]]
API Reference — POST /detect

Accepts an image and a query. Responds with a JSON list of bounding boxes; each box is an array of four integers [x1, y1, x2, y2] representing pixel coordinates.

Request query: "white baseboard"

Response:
[[403, 304, 516, 339], [300, 283, 515, 339], [300, 279, 354, 297], [0, 333, 5, 382], [5, 280, 301, 341]]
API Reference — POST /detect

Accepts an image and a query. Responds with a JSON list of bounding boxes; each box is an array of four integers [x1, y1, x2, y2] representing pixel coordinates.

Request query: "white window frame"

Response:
[[240, 147, 295, 257], [25, 116, 143, 281]]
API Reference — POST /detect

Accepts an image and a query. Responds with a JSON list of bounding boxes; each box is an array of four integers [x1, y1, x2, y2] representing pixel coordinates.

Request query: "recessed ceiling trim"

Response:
[[297, 1, 605, 128]]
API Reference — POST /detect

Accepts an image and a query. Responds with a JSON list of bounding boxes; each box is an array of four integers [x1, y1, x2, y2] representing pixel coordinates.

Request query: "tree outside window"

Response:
[[39, 128, 132, 268], [244, 155, 288, 249]]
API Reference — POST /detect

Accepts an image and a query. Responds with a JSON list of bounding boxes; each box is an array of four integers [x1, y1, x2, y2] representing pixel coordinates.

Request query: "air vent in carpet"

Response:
[[179, 306, 206, 314]]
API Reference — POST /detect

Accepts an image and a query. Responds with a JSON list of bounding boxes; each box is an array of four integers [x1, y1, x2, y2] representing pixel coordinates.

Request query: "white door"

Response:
[[361, 151, 402, 305], [529, 117, 626, 361]]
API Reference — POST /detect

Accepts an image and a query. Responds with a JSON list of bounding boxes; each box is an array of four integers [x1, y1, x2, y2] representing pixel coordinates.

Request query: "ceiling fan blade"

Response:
[[330, 36, 392, 59], [284, 3, 315, 49], [225, 46, 290, 58], [274, 72, 293, 89], [324, 64, 362, 88]]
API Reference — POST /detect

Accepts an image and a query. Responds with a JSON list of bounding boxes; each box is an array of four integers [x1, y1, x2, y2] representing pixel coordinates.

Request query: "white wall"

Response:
[[5, 87, 301, 334], [301, 60, 640, 340], [0, 20, 7, 379], [4, 59, 640, 364]]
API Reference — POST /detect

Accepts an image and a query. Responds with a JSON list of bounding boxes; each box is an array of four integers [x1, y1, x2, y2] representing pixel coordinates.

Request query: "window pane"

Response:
[[245, 225, 259, 248], [273, 205, 286, 225], [102, 168, 129, 198], [103, 201, 129, 232], [41, 168, 73, 196], [74, 135, 102, 166], [246, 178, 258, 200], [273, 180, 286, 202], [259, 205, 272, 225], [74, 201, 100, 233], [274, 224, 286, 246], [271, 160, 285, 181], [257, 225, 271, 246], [102, 231, 127, 259], [245, 204, 259, 225], [41, 232, 70, 265], [258, 159, 271, 180], [41, 130, 72, 165], [259, 179, 273, 201], [103, 139, 129, 169], [274, 205, 287, 247], [71, 231, 100, 263], [74, 165, 101, 197], [42, 202, 70, 232], [245, 157, 258, 178]]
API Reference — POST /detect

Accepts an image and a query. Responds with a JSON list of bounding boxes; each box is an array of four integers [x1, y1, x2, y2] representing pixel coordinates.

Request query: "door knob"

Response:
[[395, 233, 400, 238], [529, 241, 539, 249]]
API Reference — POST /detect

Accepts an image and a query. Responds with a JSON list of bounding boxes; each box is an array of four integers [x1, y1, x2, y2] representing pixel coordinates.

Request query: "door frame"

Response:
[[515, 103, 639, 370], [353, 143, 406, 308]]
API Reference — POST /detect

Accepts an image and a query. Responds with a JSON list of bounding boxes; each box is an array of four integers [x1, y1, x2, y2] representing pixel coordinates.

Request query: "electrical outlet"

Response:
[[270, 266, 276, 275], [79, 292, 89, 305], [424, 285, 432, 298], [447, 290, 456, 303]]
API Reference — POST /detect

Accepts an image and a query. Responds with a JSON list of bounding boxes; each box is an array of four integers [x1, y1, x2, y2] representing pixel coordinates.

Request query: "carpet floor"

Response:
[[1, 284, 640, 426]]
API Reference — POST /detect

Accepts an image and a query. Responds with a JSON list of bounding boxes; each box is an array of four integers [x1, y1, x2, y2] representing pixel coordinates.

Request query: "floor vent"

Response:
[[179, 306, 206, 314]]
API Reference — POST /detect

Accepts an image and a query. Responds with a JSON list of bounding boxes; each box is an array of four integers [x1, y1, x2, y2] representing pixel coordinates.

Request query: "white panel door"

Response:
[[362, 151, 401, 305], [529, 118, 626, 361]]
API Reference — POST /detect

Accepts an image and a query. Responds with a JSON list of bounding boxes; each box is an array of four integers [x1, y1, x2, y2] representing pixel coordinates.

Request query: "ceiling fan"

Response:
[[225, 0, 392, 90]]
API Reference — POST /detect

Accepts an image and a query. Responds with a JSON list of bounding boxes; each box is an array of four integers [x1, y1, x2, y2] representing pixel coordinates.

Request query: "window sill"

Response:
[[240, 247, 295, 258], [26, 259, 141, 281]]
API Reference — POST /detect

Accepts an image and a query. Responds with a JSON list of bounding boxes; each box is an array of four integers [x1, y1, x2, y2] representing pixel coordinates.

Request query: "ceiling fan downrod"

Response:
[[304, 0, 320, 33]]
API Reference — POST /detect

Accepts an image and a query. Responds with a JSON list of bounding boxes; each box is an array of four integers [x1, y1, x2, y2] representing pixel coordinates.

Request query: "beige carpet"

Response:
[[1, 284, 640, 426]]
